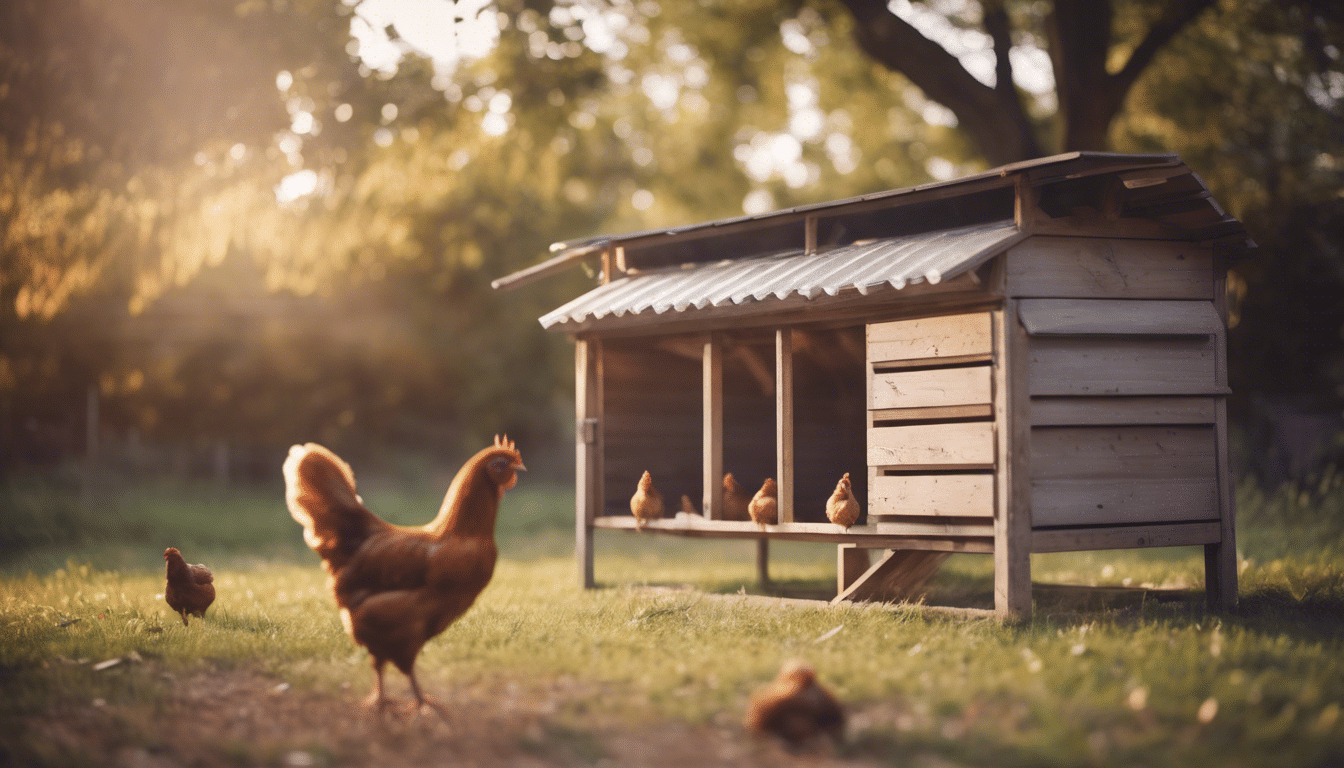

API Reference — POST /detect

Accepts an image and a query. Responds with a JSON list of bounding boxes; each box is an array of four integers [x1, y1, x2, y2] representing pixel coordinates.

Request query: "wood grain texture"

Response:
[[867, 422, 996, 470], [867, 312, 993, 364], [832, 549, 952, 604], [1032, 522, 1222, 553], [869, 365, 993, 410], [1006, 237, 1213, 300], [868, 474, 994, 518], [1030, 425, 1218, 481], [1030, 396, 1216, 426], [1031, 477, 1220, 527], [1028, 336, 1220, 396], [1017, 298, 1223, 336]]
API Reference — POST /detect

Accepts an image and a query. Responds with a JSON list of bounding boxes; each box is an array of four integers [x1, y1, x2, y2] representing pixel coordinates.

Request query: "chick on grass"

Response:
[[630, 471, 665, 529], [745, 659, 846, 750], [163, 547, 215, 626]]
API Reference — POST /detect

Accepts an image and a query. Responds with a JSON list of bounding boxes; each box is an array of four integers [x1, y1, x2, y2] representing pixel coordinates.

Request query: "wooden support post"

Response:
[[804, 216, 818, 256], [1207, 259, 1239, 610], [575, 338, 603, 589], [703, 333, 724, 519], [837, 544, 871, 593], [776, 328, 794, 524], [757, 538, 771, 589], [993, 300, 1033, 619], [833, 549, 950, 604]]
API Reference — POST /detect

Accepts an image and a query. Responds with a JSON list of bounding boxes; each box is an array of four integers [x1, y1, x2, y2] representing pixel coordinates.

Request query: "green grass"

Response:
[[2, 467, 1343, 766]]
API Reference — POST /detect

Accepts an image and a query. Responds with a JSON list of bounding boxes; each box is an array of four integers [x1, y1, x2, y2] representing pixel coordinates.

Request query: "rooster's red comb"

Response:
[[493, 434, 516, 451]]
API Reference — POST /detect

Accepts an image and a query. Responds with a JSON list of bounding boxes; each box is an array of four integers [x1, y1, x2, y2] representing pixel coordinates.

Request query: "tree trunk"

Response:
[[832, 0, 1216, 166]]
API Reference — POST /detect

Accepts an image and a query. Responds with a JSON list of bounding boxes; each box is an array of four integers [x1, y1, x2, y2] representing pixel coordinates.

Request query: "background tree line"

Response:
[[1, 0, 1342, 482]]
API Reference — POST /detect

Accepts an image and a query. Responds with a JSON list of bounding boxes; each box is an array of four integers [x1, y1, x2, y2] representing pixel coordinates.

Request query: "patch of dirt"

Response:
[[13, 666, 903, 768]]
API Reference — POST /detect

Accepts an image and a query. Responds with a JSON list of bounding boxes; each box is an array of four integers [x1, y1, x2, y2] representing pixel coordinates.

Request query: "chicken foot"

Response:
[[362, 659, 448, 720]]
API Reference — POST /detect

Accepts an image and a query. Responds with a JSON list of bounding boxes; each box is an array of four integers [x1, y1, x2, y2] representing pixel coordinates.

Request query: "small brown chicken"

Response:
[[630, 471, 665, 529], [163, 547, 215, 626], [748, 478, 778, 526], [825, 473, 860, 530], [745, 659, 846, 749], [679, 494, 700, 516], [722, 473, 752, 521]]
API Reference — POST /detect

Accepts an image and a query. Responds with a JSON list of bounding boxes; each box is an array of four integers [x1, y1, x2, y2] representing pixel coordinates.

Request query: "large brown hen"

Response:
[[283, 436, 524, 715], [825, 473, 860, 530], [748, 478, 778, 526], [629, 471, 664, 529], [163, 547, 215, 626]]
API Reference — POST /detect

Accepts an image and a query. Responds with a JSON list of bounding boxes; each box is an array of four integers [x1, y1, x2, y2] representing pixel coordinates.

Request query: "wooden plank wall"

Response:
[[866, 312, 996, 540], [1007, 236, 1227, 536]]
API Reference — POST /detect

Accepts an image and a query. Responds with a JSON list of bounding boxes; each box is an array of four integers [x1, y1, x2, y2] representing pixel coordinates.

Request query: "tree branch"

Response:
[[833, 0, 1042, 165], [1112, 0, 1217, 94]]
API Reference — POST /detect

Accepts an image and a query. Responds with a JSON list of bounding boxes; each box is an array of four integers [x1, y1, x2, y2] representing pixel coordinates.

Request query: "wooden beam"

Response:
[[776, 328, 795, 524], [703, 333, 724, 520], [831, 549, 951, 604], [590, 517, 994, 551], [575, 338, 603, 589], [838, 544, 872, 592], [757, 539, 771, 588], [1207, 262, 1239, 611], [994, 300, 1033, 619], [1032, 521, 1221, 553]]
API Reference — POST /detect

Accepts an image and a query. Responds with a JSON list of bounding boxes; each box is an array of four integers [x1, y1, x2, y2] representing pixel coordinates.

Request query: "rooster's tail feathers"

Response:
[[283, 443, 371, 566]]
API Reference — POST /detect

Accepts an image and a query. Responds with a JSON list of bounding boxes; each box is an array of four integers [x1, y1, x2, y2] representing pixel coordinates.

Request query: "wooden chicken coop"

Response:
[[493, 152, 1250, 618]]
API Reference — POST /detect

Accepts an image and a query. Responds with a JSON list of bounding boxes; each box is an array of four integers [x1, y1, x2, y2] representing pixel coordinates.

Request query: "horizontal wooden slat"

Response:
[[1031, 477, 1220, 527], [590, 516, 993, 551], [869, 474, 994, 517], [867, 312, 992, 365], [1006, 238, 1213, 299], [1031, 425, 1218, 481], [1031, 396, 1217, 426], [873, 404, 995, 423], [1032, 522, 1223, 553], [868, 422, 996, 470], [1029, 336, 1219, 396], [870, 365, 992, 410], [1018, 299, 1223, 336], [872, 519, 995, 537]]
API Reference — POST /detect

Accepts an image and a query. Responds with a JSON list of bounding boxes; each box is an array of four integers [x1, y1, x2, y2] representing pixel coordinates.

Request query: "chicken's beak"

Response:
[[515, 462, 527, 472]]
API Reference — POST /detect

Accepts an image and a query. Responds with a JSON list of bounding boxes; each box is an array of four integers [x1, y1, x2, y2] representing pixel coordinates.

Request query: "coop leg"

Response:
[[756, 538, 771, 588], [832, 549, 949, 604], [837, 544, 871, 595], [1204, 542, 1238, 612]]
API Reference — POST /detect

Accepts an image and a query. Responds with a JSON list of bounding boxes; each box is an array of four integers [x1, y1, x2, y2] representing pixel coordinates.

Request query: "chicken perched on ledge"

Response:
[[825, 473, 860, 530], [163, 547, 214, 626], [283, 436, 524, 715], [629, 471, 665, 529], [748, 478, 778, 526], [745, 659, 846, 749], [722, 473, 752, 521]]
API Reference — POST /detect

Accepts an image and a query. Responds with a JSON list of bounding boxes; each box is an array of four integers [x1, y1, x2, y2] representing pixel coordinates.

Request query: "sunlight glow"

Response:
[[275, 170, 319, 203]]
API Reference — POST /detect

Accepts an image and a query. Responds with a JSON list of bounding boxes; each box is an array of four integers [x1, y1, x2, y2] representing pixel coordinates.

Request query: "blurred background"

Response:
[[2, 0, 1342, 558]]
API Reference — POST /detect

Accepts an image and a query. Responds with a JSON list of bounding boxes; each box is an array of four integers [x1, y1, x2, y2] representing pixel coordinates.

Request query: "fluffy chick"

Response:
[[825, 473, 860, 530], [722, 473, 752, 521], [630, 471, 665, 529], [748, 478, 778, 526], [163, 547, 215, 626], [745, 659, 846, 749]]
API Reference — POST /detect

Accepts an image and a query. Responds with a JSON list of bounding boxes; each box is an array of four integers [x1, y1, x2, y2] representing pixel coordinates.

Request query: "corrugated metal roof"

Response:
[[540, 219, 1022, 331]]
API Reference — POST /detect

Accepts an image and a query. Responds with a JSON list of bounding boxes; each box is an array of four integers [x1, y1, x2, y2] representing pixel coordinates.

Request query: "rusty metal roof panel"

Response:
[[540, 219, 1022, 330]]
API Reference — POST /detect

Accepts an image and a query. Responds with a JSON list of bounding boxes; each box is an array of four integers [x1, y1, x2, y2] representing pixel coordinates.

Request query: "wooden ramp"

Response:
[[832, 546, 952, 604]]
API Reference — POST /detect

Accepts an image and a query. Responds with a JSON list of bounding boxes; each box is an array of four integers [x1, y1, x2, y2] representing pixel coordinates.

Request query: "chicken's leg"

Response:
[[405, 666, 448, 719], [362, 658, 395, 716]]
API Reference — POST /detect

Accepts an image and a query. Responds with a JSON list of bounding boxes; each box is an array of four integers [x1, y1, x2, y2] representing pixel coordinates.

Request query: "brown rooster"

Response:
[[722, 472, 752, 521], [825, 473, 860, 530], [745, 659, 846, 749], [283, 436, 524, 715], [163, 547, 215, 626], [629, 471, 664, 529], [748, 478, 778, 526]]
